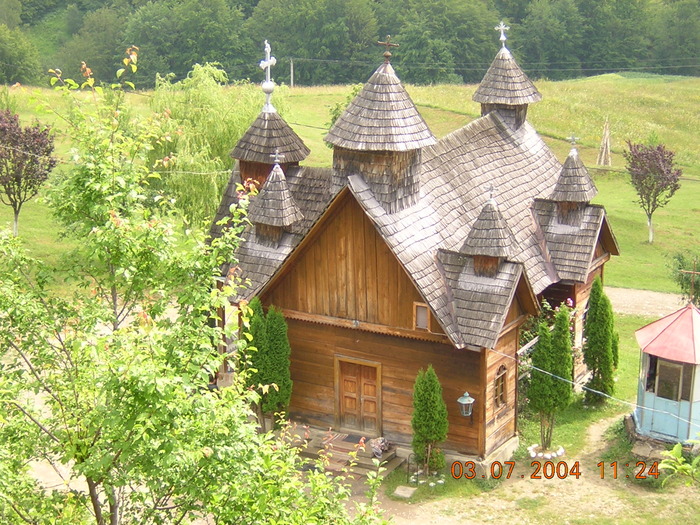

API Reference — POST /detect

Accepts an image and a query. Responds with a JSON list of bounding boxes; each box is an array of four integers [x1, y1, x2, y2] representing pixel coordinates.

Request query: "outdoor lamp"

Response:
[[457, 392, 475, 417]]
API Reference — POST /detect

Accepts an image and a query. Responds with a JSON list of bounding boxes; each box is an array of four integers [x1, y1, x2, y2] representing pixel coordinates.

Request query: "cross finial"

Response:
[[567, 135, 580, 146], [377, 35, 399, 63], [270, 149, 285, 165], [259, 40, 277, 112], [485, 183, 498, 204], [495, 21, 510, 47]]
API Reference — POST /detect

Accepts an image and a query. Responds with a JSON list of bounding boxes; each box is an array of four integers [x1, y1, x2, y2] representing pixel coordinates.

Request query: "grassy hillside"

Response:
[[1, 73, 698, 294], [286, 73, 700, 293]]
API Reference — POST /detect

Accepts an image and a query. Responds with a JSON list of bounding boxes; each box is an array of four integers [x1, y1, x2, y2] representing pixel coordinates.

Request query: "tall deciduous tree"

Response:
[[0, 63, 383, 525], [149, 63, 265, 225], [0, 24, 41, 84], [528, 307, 573, 450], [411, 365, 448, 473], [623, 140, 682, 244], [0, 110, 56, 236], [583, 277, 615, 404]]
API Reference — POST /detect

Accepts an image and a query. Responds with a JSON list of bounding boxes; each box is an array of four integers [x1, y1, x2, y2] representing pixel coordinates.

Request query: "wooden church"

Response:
[[211, 30, 619, 459]]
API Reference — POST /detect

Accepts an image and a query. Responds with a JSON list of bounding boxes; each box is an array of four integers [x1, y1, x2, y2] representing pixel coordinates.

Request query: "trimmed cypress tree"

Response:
[[262, 306, 293, 415], [411, 365, 449, 473], [247, 297, 269, 430], [246, 299, 294, 429], [583, 277, 615, 404], [528, 307, 573, 450], [247, 296, 267, 389]]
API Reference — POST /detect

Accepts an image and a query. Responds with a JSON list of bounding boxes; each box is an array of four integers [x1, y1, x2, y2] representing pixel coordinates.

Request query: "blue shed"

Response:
[[634, 304, 700, 442]]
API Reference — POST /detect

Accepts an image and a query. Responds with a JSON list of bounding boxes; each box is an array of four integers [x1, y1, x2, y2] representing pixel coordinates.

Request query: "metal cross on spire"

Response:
[[377, 35, 399, 63], [495, 21, 510, 47], [485, 183, 498, 204], [270, 149, 285, 165], [567, 135, 580, 146], [259, 40, 277, 112]]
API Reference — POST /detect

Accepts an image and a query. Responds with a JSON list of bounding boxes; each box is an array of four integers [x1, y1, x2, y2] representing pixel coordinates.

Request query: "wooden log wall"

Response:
[[483, 305, 520, 456], [285, 318, 483, 455]]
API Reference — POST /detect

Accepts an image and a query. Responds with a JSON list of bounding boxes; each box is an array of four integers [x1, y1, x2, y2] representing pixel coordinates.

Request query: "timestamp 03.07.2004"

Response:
[[450, 460, 660, 480]]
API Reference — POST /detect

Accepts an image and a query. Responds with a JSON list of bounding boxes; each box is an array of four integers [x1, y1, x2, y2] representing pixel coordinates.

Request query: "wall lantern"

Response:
[[457, 391, 475, 418]]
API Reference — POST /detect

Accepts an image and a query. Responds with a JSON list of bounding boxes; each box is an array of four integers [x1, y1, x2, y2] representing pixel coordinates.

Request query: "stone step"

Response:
[[347, 455, 405, 479]]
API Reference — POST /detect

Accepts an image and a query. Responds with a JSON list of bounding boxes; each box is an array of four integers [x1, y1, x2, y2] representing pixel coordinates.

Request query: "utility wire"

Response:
[[492, 344, 700, 432]]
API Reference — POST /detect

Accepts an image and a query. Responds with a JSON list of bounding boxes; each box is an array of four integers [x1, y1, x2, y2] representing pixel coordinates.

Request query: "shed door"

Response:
[[338, 359, 380, 434]]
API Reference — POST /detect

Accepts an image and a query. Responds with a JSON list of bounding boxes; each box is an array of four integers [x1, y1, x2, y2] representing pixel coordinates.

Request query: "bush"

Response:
[[411, 365, 448, 473]]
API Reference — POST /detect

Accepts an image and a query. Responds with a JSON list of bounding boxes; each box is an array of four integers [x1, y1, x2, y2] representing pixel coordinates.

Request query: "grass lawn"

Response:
[[4, 73, 699, 294]]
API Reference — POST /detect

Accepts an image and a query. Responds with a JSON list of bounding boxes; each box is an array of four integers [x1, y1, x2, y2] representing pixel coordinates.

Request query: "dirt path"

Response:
[[379, 287, 693, 524], [605, 286, 684, 318], [382, 416, 698, 524]]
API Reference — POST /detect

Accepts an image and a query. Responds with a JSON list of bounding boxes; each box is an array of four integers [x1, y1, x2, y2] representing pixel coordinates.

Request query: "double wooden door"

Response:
[[337, 358, 381, 434]]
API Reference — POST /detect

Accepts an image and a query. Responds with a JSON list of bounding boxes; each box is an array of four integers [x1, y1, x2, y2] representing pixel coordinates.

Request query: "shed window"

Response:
[[494, 365, 507, 408], [648, 356, 693, 402], [414, 303, 429, 331]]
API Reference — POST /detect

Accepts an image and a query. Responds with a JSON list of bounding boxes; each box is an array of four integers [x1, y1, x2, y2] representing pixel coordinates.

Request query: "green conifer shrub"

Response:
[[583, 277, 615, 404], [411, 365, 448, 473]]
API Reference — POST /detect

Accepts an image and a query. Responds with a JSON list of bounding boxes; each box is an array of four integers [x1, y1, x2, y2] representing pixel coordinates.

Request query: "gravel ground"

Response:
[[605, 286, 684, 318]]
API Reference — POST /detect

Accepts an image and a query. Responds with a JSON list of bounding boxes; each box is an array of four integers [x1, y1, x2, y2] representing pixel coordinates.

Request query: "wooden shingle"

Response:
[[248, 163, 304, 227], [473, 46, 542, 106], [460, 199, 515, 258], [325, 62, 436, 151], [231, 111, 310, 163], [549, 147, 598, 202]]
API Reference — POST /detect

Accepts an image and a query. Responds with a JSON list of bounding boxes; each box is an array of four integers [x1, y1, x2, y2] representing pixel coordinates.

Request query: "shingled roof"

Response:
[[460, 199, 516, 258], [549, 147, 598, 202], [325, 62, 436, 151], [231, 111, 310, 163], [248, 163, 304, 227], [216, 38, 617, 351], [472, 46, 542, 106]]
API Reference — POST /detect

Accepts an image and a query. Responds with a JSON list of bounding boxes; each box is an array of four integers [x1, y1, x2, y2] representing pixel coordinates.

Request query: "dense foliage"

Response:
[[411, 365, 448, 473], [7, 0, 700, 87], [0, 109, 56, 236], [246, 298, 293, 428], [0, 57, 384, 525], [148, 63, 266, 225], [623, 140, 682, 244], [583, 277, 616, 405], [527, 307, 573, 450], [669, 251, 700, 307]]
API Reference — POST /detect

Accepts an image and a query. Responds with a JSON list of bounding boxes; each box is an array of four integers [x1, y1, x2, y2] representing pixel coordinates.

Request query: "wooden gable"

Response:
[[261, 190, 444, 338]]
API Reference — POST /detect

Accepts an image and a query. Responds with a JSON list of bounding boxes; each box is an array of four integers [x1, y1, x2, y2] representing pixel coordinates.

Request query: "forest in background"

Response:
[[1, 0, 699, 88]]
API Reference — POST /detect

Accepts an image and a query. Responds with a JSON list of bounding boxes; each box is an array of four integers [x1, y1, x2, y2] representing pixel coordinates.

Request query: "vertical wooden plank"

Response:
[[345, 202, 356, 319], [314, 240, 329, 316], [375, 233, 390, 326], [386, 248, 399, 326], [336, 200, 348, 318], [353, 206, 368, 322], [364, 208, 379, 323], [478, 348, 487, 457]]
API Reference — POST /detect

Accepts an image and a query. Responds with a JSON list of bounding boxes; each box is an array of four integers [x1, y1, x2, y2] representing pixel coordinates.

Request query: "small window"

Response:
[[414, 303, 429, 331], [494, 365, 507, 408], [656, 360, 681, 401], [649, 357, 694, 402]]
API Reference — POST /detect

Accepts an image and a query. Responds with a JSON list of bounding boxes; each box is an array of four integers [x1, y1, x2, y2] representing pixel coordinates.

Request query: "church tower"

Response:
[[472, 22, 542, 130], [325, 38, 436, 213]]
